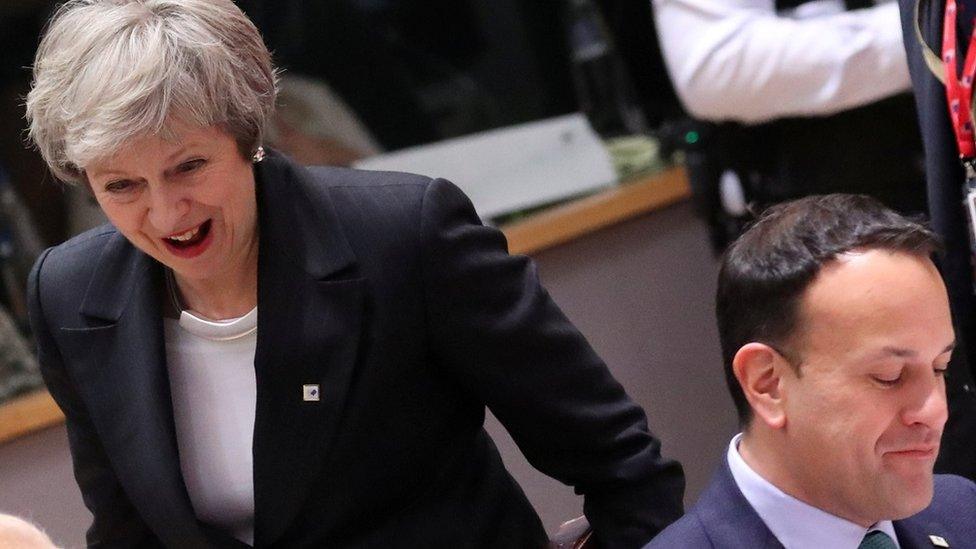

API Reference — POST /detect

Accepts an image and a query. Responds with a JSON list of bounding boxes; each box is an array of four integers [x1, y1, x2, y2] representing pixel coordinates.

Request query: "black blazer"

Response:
[[899, 0, 976, 478], [28, 151, 684, 548]]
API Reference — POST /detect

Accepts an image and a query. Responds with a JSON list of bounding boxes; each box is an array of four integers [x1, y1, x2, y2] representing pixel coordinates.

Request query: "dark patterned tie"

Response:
[[858, 530, 898, 549]]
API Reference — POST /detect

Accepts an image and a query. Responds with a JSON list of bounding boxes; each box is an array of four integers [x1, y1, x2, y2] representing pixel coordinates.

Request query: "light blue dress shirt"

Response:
[[727, 433, 900, 549]]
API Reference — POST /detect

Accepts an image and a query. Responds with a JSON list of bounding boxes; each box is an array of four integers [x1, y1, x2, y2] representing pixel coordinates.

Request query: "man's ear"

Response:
[[733, 343, 790, 430]]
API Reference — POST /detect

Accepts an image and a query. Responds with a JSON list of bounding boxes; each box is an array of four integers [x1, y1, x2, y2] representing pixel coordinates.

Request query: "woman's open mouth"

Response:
[[162, 219, 214, 259]]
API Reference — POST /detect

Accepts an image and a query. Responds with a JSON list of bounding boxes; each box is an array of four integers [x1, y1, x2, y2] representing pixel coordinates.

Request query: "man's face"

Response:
[[778, 249, 953, 526]]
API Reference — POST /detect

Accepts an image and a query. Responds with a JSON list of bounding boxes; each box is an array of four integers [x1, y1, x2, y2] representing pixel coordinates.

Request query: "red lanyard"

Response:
[[944, 0, 976, 160]]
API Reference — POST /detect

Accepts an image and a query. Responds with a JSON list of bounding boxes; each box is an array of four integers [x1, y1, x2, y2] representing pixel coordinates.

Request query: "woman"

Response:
[[25, 1, 684, 547]]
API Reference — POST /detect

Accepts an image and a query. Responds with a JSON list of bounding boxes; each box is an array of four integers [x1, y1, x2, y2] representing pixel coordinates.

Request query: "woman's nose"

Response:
[[146, 183, 191, 233]]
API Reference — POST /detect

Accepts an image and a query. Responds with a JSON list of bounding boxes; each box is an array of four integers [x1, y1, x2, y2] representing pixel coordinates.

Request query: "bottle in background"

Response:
[[564, 0, 647, 140]]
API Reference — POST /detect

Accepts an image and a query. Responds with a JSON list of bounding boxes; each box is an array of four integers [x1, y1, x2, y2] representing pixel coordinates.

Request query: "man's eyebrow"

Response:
[[875, 341, 956, 359]]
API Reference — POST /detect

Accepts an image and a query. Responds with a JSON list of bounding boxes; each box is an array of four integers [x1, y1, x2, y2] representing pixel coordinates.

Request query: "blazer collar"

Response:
[[64, 247, 211, 547], [250, 151, 365, 544], [78, 230, 157, 321], [691, 458, 784, 548], [894, 520, 938, 549], [892, 476, 966, 549], [253, 149, 356, 280]]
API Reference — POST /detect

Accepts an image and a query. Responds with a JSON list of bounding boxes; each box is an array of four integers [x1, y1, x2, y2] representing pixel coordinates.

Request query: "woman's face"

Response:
[[85, 124, 259, 287]]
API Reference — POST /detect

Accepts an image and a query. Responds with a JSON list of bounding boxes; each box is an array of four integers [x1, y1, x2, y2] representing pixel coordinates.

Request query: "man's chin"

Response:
[[881, 476, 934, 520]]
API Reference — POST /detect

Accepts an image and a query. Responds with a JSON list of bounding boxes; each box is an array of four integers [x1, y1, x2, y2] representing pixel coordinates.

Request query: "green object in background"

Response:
[[605, 134, 665, 181], [490, 133, 672, 226]]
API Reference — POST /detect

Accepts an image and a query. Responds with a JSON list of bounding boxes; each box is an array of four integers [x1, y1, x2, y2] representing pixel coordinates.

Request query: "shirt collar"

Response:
[[727, 433, 900, 549]]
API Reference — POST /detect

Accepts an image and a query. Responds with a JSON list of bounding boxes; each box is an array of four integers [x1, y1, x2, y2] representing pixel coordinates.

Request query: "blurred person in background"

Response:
[[24, 0, 684, 547], [898, 0, 976, 480], [654, 0, 927, 250]]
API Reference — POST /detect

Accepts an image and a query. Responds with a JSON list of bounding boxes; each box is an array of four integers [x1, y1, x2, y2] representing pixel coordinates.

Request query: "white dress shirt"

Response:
[[727, 434, 900, 548], [653, 0, 911, 123], [165, 307, 258, 546]]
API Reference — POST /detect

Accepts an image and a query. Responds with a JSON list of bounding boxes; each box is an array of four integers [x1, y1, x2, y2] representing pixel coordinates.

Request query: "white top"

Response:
[[727, 434, 900, 548], [652, 0, 911, 123], [164, 308, 258, 546]]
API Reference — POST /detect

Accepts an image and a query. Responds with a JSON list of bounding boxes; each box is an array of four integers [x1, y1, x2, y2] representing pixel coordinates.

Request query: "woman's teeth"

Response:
[[168, 226, 200, 242]]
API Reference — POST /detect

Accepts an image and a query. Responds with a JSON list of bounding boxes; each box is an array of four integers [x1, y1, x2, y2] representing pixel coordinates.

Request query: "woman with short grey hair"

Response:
[[28, 0, 275, 184], [25, 1, 684, 547]]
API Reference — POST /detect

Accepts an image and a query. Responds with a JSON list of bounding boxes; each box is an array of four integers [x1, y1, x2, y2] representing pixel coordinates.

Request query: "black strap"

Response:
[[844, 0, 875, 11], [776, 0, 875, 12], [775, 0, 873, 11]]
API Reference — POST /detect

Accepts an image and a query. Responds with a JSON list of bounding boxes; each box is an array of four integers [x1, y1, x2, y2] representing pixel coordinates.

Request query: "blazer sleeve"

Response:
[[27, 248, 162, 549], [418, 178, 685, 548]]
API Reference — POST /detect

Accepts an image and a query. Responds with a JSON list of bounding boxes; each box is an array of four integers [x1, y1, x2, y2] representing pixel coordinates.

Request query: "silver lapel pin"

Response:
[[303, 384, 321, 402], [929, 534, 950, 548]]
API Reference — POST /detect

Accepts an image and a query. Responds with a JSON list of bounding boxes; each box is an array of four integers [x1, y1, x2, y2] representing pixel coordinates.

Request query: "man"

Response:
[[648, 195, 976, 548], [898, 0, 976, 478]]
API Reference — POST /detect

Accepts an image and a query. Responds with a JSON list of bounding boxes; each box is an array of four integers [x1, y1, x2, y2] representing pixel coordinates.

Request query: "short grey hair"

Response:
[[26, 0, 278, 184]]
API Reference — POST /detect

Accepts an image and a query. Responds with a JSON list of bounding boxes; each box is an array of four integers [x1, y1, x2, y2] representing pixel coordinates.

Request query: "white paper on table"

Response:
[[353, 113, 617, 219]]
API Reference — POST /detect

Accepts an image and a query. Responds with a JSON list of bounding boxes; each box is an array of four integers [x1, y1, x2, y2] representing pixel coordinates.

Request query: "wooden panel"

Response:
[[0, 389, 63, 443], [0, 166, 691, 445], [502, 167, 691, 255]]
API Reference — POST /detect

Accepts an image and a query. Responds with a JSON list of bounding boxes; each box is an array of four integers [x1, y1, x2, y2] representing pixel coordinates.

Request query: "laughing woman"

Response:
[[25, 1, 683, 547]]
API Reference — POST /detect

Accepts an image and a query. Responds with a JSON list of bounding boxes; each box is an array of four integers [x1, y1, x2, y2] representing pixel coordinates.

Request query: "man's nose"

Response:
[[146, 182, 190, 233], [902, 374, 949, 430]]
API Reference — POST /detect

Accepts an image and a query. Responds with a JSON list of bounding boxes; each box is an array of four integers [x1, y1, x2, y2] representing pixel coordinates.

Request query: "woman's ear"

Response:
[[732, 342, 791, 430]]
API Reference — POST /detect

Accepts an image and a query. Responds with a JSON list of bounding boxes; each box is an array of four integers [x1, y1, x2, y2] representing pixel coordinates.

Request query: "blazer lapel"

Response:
[[59, 232, 209, 548], [693, 459, 784, 548], [251, 152, 365, 546], [894, 516, 953, 549], [894, 522, 928, 549]]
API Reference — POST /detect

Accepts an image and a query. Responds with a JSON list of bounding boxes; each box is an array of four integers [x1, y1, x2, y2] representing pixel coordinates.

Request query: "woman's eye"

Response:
[[177, 159, 205, 173], [104, 180, 135, 193]]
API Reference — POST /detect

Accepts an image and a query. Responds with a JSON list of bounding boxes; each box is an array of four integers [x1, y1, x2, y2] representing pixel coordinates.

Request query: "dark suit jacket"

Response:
[[899, 0, 976, 478], [28, 151, 684, 548], [645, 458, 976, 548]]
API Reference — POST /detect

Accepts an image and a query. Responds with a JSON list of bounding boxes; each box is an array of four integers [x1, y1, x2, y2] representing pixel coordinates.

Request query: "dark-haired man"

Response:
[[647, 194, 976, 548]]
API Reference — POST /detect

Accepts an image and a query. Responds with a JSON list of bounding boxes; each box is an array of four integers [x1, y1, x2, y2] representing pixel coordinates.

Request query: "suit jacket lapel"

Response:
[[894, 520, 931, 549], [251, 152, 365, 546], [895, 512, 957, 549], [693, 459, 784, 548], [60, 232, 210, 548]]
